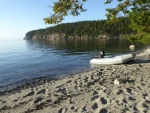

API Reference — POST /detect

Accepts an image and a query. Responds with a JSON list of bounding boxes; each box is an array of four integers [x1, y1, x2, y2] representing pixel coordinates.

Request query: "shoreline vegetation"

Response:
[[0, 46, 150, 113], [24, 18, 133, 41]]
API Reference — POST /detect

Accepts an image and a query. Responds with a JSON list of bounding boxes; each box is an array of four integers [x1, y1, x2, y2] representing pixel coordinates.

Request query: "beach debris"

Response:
[[114, 79, 119, 85]]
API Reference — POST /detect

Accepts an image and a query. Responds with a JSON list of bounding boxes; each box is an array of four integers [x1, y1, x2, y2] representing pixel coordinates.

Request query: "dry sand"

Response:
[[0, 47, 150, 113]]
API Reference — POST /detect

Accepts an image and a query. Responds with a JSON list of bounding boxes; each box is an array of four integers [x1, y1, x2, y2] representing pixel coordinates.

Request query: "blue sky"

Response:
[[0, 0, 117, 40]]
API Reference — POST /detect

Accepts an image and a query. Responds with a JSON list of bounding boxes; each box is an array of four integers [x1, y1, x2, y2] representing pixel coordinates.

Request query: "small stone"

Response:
[[114, 79, 119, 85]]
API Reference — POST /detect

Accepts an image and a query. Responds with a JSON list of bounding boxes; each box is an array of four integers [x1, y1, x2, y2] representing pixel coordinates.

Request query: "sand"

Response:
[[0, 47, 150, 113]]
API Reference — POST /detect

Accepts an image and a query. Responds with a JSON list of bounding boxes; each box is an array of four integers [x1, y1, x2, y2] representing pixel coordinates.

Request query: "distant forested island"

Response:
[[24, 17, 134, 40]]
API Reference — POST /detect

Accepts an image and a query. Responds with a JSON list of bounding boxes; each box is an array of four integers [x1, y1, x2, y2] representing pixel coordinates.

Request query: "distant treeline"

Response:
[[25, 17, 134, 40]]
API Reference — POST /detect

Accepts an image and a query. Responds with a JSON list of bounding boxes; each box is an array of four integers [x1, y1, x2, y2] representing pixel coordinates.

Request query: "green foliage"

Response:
[[25, 18, 133, 40], [103, 0, 150, 43], [43, 0, 87, 24], [125, 0, 150, 44]]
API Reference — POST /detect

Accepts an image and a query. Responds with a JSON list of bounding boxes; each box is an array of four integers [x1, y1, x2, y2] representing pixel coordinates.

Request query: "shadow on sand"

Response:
[[90, 59, 150, 68], [125, 59, 150, 64]]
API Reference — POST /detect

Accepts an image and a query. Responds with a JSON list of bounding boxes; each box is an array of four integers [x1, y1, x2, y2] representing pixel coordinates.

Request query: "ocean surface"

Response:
[[0, 39, 147, 91]]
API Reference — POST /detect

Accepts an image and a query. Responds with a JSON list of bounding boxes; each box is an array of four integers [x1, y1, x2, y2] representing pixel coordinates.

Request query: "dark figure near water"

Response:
[[99, 50, 105, 58]]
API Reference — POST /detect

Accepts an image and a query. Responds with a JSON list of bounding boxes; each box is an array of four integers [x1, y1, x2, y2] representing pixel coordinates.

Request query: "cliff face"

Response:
[[24, 33, 125, 40]]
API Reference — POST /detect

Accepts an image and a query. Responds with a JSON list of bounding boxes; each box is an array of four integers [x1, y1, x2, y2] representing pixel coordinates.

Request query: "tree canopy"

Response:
[[25, 18, 132, 40], [43, 0, 150, 43]]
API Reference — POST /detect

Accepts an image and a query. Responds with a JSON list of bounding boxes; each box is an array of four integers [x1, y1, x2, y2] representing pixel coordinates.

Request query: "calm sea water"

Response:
[[0, 39, 147, 90]]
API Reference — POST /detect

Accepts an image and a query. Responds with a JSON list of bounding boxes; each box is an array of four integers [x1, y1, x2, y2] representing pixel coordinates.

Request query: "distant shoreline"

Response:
[[24, 19, 132, 41]]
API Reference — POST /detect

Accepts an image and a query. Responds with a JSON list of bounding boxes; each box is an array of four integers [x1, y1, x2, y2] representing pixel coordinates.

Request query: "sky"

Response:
[[0, 0, 117, 40]]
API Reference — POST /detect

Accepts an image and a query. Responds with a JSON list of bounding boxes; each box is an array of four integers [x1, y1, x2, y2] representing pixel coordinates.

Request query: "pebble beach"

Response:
[[0, 47, 150, 113]]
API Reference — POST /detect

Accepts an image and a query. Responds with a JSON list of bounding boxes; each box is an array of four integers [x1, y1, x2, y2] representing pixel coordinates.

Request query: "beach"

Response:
[[0, 47, 150, 113]]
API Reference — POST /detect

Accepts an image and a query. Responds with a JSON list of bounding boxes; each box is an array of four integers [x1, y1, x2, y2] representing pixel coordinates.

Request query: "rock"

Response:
[[129, 45, 135, 50], [114, 79, 119, 85]]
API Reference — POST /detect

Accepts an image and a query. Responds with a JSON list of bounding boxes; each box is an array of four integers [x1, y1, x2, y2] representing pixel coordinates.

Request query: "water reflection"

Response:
[[26, 38, 146, 55]]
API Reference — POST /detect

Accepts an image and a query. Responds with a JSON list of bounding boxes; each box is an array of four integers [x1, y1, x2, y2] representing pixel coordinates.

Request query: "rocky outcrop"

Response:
[[24, 33, 126, 40], [26, 33, 67, 40]]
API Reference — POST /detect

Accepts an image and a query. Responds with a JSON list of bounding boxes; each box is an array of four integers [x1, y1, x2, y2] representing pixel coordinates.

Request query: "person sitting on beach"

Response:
[[99, 50, 105, 58]]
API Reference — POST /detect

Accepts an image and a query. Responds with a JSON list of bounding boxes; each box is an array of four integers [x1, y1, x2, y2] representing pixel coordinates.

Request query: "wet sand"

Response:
[[0, 47, 150, 113]]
